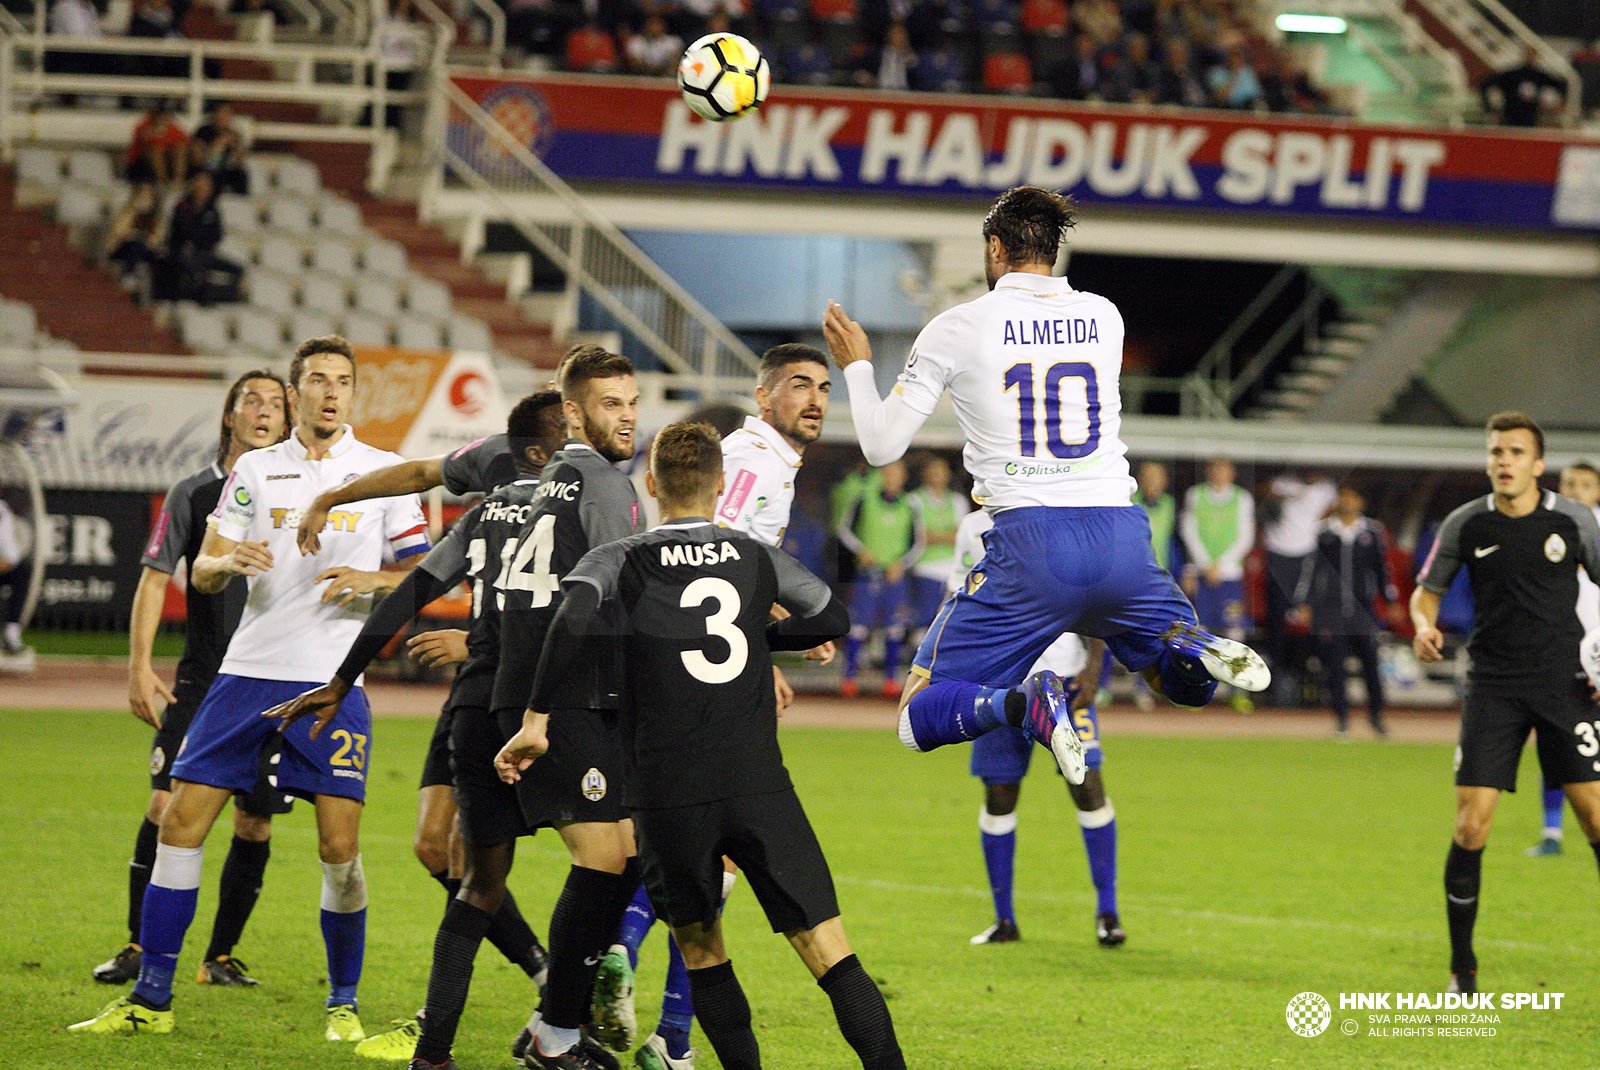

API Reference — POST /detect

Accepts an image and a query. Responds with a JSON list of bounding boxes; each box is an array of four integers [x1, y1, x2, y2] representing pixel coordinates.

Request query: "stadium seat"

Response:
[[56, 183, 105, 226], [232, 305, 286, 348], [404, 275, 452, 319], [265, 196, 313, 235], [246, 269, 298, 314], [219, 194, 262, 234], [1020, 0, 1067, 34], [290, 308, 339, 342], [244, 157, 275, 196], [0, 301, 38, 345], [920, 49, 969, 92], [565, 24, 618, 73], [353, 276, 402, 318], [360, 239, 407, 278], [447, 314, 493, 352], [783, 44, 833, 86], [300, 271, 350, 315], [810, 0, 855, 22], [311, 238, 359, 278], [66, 150, 114, 189], [228, 341, 281, 365], [341, 311, 393, 348], [982, 52, 1032, 93], [317, 198, 364, 237], [257, 233, 305, 276], [16, 147, 64, 188], [177, 303, 230, 352], [274, 158, 321, 196], [217, 234, 255, 267], [395, 314, 445, 350]]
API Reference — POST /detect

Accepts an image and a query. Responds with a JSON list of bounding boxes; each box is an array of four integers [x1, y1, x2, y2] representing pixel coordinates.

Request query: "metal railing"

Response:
[[438, 78, 762, 385], [1183, 264, 1300, 417], [1411, 0, 1580, 125]]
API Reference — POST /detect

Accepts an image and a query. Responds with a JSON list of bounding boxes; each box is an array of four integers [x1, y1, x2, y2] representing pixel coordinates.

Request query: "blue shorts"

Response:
[[849, 569, 912, 632], [913, 505, 1197, 689], [971, 703, 1104, 784], [170, 674, 373, 802], [1192, 578, 1249, 633]]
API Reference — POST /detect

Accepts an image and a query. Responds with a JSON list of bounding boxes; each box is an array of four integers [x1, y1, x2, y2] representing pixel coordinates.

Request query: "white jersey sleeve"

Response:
[[382, 493, 430, 562], [212, 458, 261, 542], [714, 426, 795, 548]]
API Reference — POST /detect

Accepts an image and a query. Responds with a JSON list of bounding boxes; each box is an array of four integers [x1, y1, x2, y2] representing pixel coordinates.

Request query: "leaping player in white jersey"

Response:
[[821, 186, 1269, 783]]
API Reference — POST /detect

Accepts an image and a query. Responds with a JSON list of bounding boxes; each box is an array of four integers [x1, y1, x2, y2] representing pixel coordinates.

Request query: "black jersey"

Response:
[[417, 477, 543, 711], [440, 433, 517, 496], [490, 442, 642, 713], [531, 518, 847, 809], [1419, 491, 1600, 687], [141, 462, 247, 688]]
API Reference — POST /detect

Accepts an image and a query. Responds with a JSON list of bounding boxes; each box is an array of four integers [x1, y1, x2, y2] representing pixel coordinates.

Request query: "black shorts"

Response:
[[1456, 678, 1600, 792], [633, 788, 840, 934], [452, 705, 528, 846], [151, 679, 294, 817], [502, 706, 628, 829], [419, 706, 455, 790]]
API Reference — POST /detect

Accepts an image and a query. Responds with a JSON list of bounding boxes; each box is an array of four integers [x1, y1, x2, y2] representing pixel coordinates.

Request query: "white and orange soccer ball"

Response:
[[678, 32, 770, 121]]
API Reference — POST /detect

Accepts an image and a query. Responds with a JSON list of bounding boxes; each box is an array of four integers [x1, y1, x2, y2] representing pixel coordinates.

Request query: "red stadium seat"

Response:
[[566, 25, 618, 73], [810, 0, 856, 21], [1020, 0, 1067, 36], [982, 52, 1033, 94]]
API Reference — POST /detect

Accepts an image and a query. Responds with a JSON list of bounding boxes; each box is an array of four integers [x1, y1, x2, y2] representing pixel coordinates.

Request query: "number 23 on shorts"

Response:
[[329, 729, 368, 771]]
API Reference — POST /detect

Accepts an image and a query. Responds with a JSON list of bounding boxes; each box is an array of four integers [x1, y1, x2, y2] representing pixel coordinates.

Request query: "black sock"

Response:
[[1444, 842, 1483, 975], [544, 866, 621, 1029], [486, 890, 548, 982], [606, 856, 642, 944], [414, 899, 495, 1065], [205, 835, 271, 961], [430, 867, 464, 905], [128, 818, 159, 943], [687, 960, 760, 1070], [817, 954, 905, 1070], [1003, 689, 1025, 728]]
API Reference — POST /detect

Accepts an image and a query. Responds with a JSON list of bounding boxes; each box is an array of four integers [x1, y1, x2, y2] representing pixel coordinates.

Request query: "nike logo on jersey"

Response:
[[1473, 545, 1499, 558]]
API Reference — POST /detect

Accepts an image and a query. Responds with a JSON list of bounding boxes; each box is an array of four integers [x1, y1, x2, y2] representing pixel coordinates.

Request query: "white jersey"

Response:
[[714, 415, 801, 548], [1580, 503, 1600, 635], [948, 509, 1085, 677], [211, 426, 430, 682], [895, 272, 1133, 510]]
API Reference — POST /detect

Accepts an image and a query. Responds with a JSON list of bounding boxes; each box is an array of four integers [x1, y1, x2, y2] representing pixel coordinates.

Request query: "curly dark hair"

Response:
[[982, 186, 1077, 267]]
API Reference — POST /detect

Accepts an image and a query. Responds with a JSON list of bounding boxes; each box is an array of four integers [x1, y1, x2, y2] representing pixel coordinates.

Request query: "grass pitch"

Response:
[[6, 707, 1597, 1069]]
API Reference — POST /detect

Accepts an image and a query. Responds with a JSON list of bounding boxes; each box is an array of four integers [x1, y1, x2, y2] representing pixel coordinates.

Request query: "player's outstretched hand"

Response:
[[495, 715, 551, 783], [823, 301, 872, 368], [296, 495, 334, 556], [773, 665, 794, 718], [1413, 623, 1445, 663], [128, 663, 175, 729], [317, 567, 388, 607], [262, 679, 350, 740], [803, 640, 836, 665], [408, 629, 469, 667], [229, 539, 274, 578]]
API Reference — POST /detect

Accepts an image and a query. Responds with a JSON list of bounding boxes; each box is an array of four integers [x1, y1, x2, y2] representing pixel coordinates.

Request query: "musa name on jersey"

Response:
[[416, 478, 543, 711], [1419, 491, 1600, 687], [895, 272, 1133, 510], [211, 427, 429, 682], [550, 520, 844, 808], [490, 442, 642, 713], [144, 462, 247, 688], [715, 415, 801, 547]]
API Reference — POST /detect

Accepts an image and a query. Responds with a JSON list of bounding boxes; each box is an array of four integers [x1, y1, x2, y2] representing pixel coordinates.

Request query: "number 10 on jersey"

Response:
[[1003, 361, 1100, 460]]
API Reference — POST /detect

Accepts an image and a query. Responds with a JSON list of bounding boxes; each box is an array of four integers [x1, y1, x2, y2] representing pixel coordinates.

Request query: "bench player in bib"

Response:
[[71, 337, 431, 1040], [821, 186, 1269, 783], [497, 421, 905, 1070]]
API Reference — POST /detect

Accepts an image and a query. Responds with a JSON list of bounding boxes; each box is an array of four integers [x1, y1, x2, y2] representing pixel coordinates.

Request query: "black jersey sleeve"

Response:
[[418, 502, 481, 587], [333, 564, 460, 685], [142, 474, 194, 574], [1418, 500, 1473, 594], [763, 543, 849, 650], [525, 541, 629, 710], [579, 466, 640, 548], [439, 433, 515, 495]]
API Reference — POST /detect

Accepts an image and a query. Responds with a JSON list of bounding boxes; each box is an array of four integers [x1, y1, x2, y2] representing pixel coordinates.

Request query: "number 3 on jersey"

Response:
[[680, 577, 747, 684], [1004, 361, 1100, 459]]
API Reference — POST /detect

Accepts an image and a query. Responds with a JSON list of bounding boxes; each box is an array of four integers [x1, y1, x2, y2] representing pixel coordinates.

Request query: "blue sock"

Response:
[[618, 882, 655, 970], [1079, 802, 1118, 916], [1155, 649, 1217, 708], [321, 908, 366, 1008], [132, 843, 203, 1008], [1543, 787, 1565, 836], [657, 934, 694, 1059], [884, 634, 903, 679], [905, 680, 1008, 750], [978, 808, 1017, 923], [845, 631, 865, 678]]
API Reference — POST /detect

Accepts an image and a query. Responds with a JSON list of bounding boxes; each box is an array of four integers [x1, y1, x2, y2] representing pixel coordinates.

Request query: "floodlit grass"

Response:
[[6, 708, 1595, 1068]]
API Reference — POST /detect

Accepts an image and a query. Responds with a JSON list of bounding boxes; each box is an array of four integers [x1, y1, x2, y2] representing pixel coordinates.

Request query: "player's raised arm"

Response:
[[764, 544, 850, 650], [296, 456, 442, 555], [190, 527, 272, 593], [823, 301, 937, 466]]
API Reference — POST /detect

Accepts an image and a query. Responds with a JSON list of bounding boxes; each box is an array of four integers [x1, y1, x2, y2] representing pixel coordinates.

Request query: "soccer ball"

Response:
[[678, 33, 769, 122]]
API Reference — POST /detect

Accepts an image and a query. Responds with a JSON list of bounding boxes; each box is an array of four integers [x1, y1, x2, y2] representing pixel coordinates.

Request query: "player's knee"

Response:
[[1069, 772, 1106, 812], [232, 810, 272, 842], [896, 706, 924, 751], [319, 829, 360, 865], [983, 783, 1020, 816], [320, 855, 368, 914], [1452, 812, 1491, 850], [145, 791, 172, 826], [412, 830, 449, 873]]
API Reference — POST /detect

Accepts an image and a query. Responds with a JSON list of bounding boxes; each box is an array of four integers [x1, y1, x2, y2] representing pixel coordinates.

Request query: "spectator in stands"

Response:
[[128, 0, 189, 80], [625, 13, 683, 75], [125, 101, 189, 185], [1180, 456, 1255, 710], [1481, 44, 1567, 127], [1260, 468, 1336, 707], [837, 458, 923, 699], [160, 170, 243, 306], [374, 0, 429, 128], [1207, 43, 1262, 110], [45, 0, 104, 103], [1046, 30, 1100, 100], [566, 20, 619, 72], [1297, 482, 1396, 737], [1098, 32, 1159, 103], [105, 181, 166, 300], [1157, 36, 1207, 107], [854, 20, 918, 90], [907, 453, 967, 631], [1072, 0, 1120, 44], [505, 0, 583, 60], [190, 102, 249, 195], [1262, 52, 1330, 114]]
